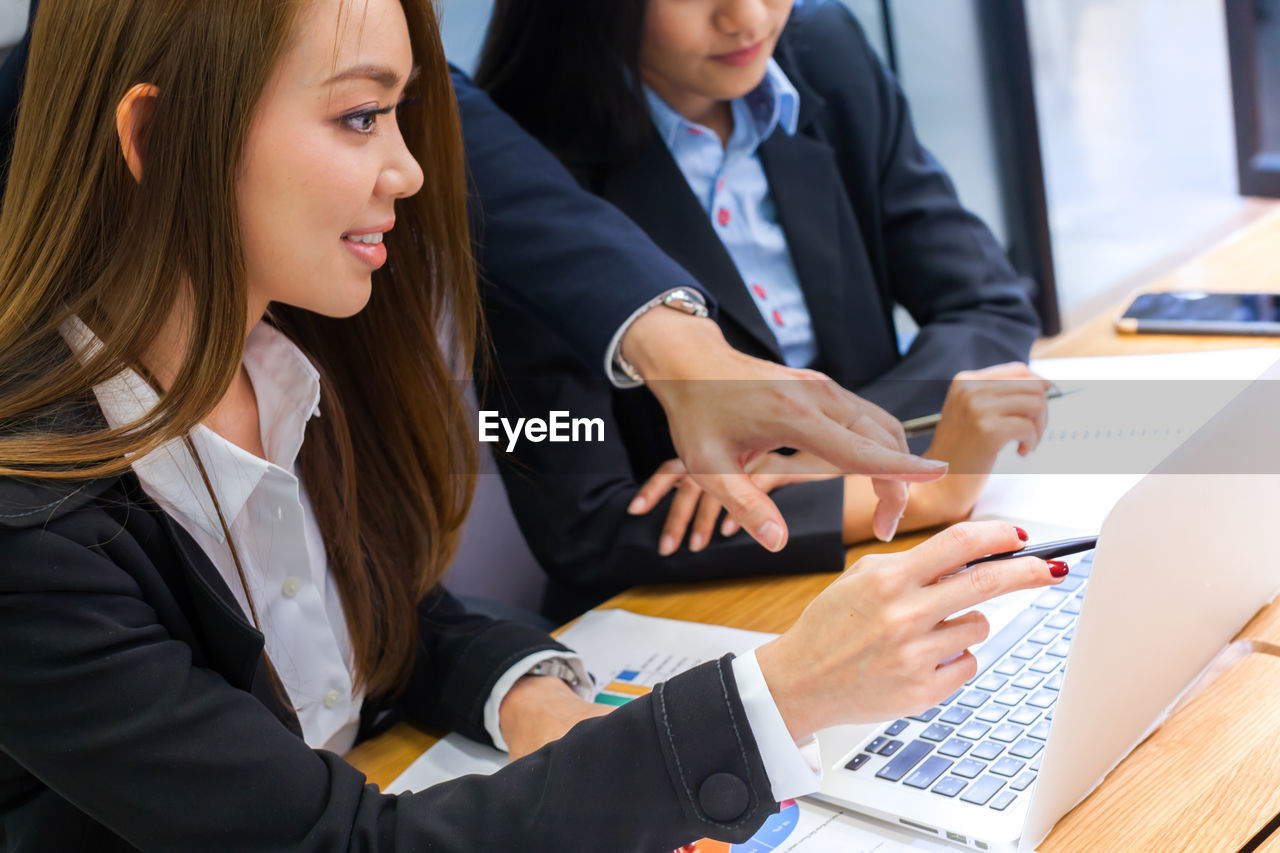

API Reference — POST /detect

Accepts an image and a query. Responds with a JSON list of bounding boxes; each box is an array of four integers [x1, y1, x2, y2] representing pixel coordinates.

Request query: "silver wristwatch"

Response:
[[526, 657, 587, 691], [613, 288, 710, 384]]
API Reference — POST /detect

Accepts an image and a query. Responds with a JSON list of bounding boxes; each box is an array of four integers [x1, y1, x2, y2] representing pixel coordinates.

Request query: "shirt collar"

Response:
[[60, 317, 322, 542], [644, 58, 801, 151]]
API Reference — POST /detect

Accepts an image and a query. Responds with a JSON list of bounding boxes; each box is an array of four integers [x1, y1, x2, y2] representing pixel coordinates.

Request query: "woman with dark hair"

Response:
[[0, 0, 1064, 849], [475, 0, 1053, 619]]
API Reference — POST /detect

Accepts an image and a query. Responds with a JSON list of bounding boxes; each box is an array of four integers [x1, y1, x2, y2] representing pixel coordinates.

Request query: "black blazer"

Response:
[[0, 0, 713, 375], [481, 1, 1042, 621], [0, 457, 778, 850]]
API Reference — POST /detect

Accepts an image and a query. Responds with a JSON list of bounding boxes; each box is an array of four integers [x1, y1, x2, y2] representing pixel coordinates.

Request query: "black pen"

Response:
[[967, 535, 1098, 567]]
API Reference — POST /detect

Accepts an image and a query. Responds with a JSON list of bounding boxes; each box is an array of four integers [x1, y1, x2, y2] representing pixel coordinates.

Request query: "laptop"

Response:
[[813, 363, 1280, 852]]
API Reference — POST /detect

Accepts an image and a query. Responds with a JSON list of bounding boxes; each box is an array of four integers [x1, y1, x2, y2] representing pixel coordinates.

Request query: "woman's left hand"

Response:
[[498, 675, 613, 762], [628, 452, 842, 556]]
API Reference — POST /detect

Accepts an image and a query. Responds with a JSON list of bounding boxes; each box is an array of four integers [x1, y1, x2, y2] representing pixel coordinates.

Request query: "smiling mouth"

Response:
[[712, 40, 765, 66], [341, 231, 389, 269]]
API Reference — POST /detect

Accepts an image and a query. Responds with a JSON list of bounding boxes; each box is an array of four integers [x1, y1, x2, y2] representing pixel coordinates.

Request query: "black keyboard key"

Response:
[[866, 736, 888, 753], [885, 719, 909, 736], [845, 753, 871, 771], [933, 776, 968, 797], [938, 738, 973, 758], [952, 758, 986, 779], [957, 721, 991, 740], [921, 723, 954, 742], [971, 741, 1004, 761], [1010, 771, 1037, 791], [908, 707, 941, 723], [941, 706, 973, 725], [960, 774, 1006, 806], [973, 607, 1047, 677], [1010, 738, 1044, 759], [990, 790, 1018, 811], [991, 756, 1026, 777], [904, 755, 954, 789], [879, 739, 904, 756], [875, 740, 933, 782]]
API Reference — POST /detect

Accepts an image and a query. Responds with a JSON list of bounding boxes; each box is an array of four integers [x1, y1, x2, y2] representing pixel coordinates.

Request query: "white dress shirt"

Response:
[[63, 318, 818, 798]]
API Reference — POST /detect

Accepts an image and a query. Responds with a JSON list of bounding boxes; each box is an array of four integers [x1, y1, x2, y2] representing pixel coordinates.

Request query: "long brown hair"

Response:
[[0, 0, 478, 698]]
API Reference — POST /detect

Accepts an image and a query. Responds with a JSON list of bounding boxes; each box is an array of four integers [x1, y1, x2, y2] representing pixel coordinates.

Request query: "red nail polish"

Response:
[[1048, 560, 1069, 578], [1015, 526, 1029, 542]]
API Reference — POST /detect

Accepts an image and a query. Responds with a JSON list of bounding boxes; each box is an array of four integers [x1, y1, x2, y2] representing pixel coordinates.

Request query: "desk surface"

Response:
[[347, 206, 1280, 847]]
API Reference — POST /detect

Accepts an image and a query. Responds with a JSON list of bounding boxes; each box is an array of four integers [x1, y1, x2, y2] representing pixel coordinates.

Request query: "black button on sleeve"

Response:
[[698, 772, 750, 822]]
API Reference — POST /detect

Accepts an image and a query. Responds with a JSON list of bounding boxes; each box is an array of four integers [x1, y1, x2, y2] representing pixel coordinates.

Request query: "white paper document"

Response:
[[971, 347, 1280, 530], [386, 609, 971, 852]]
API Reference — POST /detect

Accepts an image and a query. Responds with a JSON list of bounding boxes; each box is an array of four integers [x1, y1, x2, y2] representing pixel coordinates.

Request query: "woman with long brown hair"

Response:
[[0, 0, 1063, 849]]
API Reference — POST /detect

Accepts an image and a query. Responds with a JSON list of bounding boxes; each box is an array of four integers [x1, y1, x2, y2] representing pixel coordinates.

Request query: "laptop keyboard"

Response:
[[840, 551, 1094, 811]]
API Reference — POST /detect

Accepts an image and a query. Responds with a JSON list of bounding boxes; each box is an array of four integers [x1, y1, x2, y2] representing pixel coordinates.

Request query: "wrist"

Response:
[[498, 675, 582, 746], [754, 637, 817, 741], [621, 309, 726, 382]]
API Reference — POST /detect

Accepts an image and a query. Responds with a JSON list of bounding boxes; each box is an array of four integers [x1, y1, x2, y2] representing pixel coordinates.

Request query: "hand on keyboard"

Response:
[[755, 521, 1067, 740]]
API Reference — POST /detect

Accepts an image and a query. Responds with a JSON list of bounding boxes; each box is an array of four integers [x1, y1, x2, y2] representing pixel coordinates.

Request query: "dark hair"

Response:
[[475, 0, 652, 185]]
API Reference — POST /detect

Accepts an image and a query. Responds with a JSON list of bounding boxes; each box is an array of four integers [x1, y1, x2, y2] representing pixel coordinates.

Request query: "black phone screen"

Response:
[[1122, 292, 1280, 323]]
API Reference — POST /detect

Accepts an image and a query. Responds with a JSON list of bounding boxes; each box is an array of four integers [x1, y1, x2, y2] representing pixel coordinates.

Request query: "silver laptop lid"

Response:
[[1019, 364, 1280, 850]]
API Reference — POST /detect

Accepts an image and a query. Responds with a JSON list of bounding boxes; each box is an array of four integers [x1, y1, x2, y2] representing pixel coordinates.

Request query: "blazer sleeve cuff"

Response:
[[482, 651, 594, 751], [651, 654, 780, 837], [731, 649, 822, 801]]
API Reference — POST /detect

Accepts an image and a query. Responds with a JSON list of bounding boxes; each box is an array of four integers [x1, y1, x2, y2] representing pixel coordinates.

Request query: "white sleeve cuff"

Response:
[[482, 651, 594, 752], [732, 648, 823, 802], [603, 287, 703, 389]]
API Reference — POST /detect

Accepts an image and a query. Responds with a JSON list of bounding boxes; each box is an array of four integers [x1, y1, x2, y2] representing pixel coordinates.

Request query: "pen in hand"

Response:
[[902, 386, 1072, 438], [967, 534, 1098, 567]]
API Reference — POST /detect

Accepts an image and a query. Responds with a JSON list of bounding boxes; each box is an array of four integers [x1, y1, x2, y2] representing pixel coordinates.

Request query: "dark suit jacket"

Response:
[[0, 0, 710, 374], [0, 463, 778, 851], [481, 1, 1042, 621]]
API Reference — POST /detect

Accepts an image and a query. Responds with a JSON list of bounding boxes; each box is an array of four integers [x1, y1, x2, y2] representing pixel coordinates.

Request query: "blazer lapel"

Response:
[[759, 128, 853, 374], [600, 139, 784, 361], [158, 510, 304, 737]]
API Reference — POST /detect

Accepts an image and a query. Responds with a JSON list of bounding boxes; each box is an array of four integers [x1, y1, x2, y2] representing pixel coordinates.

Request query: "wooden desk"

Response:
[[1035, 204, 1280, 360], [348, 208, 1280, 843]]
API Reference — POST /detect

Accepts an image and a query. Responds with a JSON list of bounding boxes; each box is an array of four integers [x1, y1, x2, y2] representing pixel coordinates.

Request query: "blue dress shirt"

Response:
[[644, 60, 817, 368]]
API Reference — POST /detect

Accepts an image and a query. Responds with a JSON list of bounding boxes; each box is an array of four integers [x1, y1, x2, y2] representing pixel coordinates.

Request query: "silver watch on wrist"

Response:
[[526, 657, 586, 691], [613, 288, 710, 384]]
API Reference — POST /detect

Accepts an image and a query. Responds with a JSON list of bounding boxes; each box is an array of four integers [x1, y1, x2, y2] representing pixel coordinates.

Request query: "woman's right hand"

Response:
[[755, 521, 1065, 739]]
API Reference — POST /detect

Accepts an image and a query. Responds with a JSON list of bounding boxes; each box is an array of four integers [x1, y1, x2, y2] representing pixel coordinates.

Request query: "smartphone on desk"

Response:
[[1115, 291, 1280, 335]]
